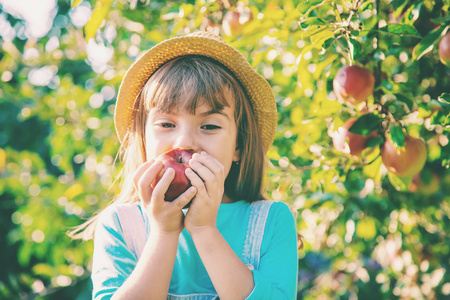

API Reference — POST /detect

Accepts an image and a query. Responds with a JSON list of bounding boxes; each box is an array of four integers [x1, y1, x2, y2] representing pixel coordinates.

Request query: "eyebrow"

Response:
[[199, 109, 231, 120], [153, 107, 231, 120]]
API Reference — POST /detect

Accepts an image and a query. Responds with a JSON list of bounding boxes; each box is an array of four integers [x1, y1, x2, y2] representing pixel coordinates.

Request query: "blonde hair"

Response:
[[69, 56, 266, 240]]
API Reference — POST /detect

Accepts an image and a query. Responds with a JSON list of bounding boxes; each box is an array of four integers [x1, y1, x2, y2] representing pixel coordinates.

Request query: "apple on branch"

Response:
[[152, 149, 195, 203], [381, 135, 427, 178], [408, 172, 440, 195], [439, 32, 450, 66], [332, 118, 379, 158], [333, 65, 375, 106]]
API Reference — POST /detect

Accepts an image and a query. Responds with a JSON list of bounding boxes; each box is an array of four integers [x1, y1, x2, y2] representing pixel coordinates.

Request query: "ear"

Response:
[[233, 147, 240, 162]]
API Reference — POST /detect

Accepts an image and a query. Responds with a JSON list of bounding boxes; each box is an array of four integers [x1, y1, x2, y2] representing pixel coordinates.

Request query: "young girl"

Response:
[[74, 32, 298, 299]]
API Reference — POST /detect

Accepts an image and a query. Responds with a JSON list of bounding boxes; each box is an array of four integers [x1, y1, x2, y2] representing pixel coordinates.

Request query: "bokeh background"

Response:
[[0, 0, 449, 299]]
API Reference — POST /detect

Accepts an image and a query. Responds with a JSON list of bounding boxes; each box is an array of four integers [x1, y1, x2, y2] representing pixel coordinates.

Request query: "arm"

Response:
[[190, 202, 298, 300], [184, 152, 254, 299], [92, 160, 195, 300], [112, 230, 179, 300], [189, 226, 255, 300], [91, 206, 181, 300]]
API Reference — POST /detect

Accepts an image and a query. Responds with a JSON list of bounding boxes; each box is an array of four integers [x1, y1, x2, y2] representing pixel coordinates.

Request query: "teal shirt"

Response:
[[92, 200, 298, 299]]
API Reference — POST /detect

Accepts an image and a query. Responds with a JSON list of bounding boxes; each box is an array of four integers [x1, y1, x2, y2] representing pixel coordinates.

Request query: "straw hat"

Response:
[[114, 31, 277, 152]]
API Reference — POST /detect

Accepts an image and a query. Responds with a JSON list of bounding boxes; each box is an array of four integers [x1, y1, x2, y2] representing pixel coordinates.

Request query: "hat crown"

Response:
[[187, 31, 224, 42]]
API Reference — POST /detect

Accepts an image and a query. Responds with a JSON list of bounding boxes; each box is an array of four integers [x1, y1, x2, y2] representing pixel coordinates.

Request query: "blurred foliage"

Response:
[[0, 0, 449, 299]]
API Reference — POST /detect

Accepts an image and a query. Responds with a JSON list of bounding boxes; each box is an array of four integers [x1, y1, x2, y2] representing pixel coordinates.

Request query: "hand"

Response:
[[133, 160, 197, 235], [184, 152, 225, 234]]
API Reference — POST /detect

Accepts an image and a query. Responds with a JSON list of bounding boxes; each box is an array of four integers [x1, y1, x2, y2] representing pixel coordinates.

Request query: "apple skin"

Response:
[[333, 65, 375, 106], [439, 32, 450, 66], [332, 118, 378, 157], [381, 135, 427, 178], [408, 173, 440, 195], [153, 149, 195, 202]]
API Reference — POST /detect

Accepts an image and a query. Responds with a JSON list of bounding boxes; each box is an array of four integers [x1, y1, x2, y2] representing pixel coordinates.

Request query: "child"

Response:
[[74, 32, 298, 299]]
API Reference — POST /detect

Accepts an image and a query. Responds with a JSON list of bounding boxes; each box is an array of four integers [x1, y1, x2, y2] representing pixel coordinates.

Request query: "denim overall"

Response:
[[118, 200, 274, 300]]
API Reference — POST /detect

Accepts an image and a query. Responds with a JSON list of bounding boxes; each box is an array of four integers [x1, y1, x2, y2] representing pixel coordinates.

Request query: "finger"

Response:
[[172, 186, 197, 210], [189, 159, 215, 182], [191, 152, 225, 180], [137, 160, 164, 200], [133, 160, 155, 190], [151, 167, 175, 204], [185, 168, 208, 196]]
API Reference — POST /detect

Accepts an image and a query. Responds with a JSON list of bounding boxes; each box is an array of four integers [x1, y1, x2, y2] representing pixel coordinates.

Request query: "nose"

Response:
[[172, 127, 198, 151]]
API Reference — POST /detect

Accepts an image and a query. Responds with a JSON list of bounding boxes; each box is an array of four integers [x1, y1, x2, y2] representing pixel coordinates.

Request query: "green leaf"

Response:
[[311, 32, 335, 49], [366, 136, 384, 148], [349, 38, 362, 61], [439, 93, 450, 104], [394, 93, 414, 111], [388, 172, 413, 191], [431, 15, 450, 25], [32, 263, 57, 277], [299, 17, 327, 29], [84, 0, 115, 40], [71, 0, 83, 8], [379, 24, 421, 37], [412, 26, 446, 61], [381, 80, 394, 92], [297, 0, 325, 14], [348, 114, 382, 136], [432, 93, 450, 113], [390, 125, 405, 147], [428, 99, 450, 114]]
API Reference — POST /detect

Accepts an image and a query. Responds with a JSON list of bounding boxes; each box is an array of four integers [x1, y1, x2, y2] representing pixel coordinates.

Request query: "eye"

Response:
[[161, 122, 175, 128], [201, 124, 221, 130], [154, 121, 175, 128]]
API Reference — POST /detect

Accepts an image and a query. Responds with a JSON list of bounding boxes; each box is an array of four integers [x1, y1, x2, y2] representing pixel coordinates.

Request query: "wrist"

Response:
[[149, 222, 183, 239], [187, 224, 217, 238]]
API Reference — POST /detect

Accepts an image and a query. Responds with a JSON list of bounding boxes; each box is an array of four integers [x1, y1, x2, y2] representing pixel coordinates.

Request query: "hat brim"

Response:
[[115, 32, 277, 152]]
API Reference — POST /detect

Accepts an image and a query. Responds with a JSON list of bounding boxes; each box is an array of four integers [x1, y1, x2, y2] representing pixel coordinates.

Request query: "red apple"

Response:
[[333, 65, 375, 106], [381, 135, 427, 177], [332, 118, 379, 157], [439, 32, 450, 66], [408, 172, 440, 195], [153, 149, 194, 202]]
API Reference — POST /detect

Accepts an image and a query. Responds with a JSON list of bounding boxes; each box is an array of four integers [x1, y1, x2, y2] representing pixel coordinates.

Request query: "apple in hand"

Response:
[[152, 149, 195, 202], [439, 32, 450, 66], [381, 135, 427, 177], [332, 118, 378, 157], [333, 65, 375, 106]]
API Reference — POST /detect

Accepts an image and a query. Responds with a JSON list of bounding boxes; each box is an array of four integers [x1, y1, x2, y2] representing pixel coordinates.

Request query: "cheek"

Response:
[[144, 128, 163, 161]]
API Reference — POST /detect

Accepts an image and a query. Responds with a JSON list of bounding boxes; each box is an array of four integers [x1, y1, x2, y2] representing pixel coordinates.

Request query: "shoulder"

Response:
[[252, 200, 295, 220], [257, 200, 297, 231], [95, 203, 143, 235]]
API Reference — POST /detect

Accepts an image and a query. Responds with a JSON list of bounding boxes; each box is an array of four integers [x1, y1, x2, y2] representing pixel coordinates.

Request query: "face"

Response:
[[144, 100, 240, 181]]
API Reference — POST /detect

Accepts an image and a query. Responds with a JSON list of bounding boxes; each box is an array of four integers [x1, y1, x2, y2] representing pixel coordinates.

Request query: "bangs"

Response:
[[141, 56, 234, 115]]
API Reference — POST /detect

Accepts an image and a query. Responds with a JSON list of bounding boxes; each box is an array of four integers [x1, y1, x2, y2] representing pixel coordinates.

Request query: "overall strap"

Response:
[[116, 204, 147, 260], [167, 293, 218, 300], [241, 200, 274, 270]]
